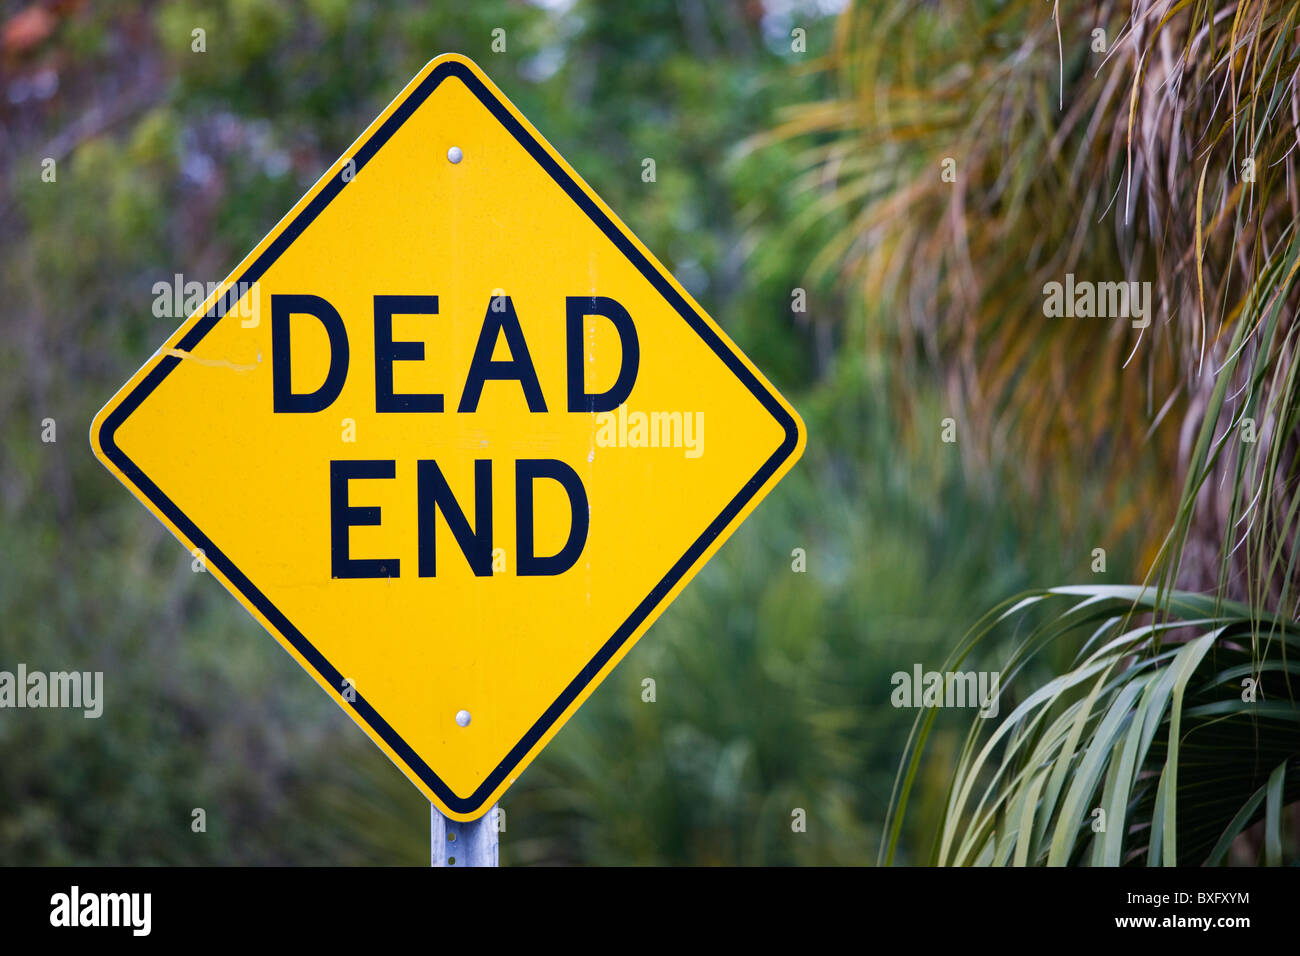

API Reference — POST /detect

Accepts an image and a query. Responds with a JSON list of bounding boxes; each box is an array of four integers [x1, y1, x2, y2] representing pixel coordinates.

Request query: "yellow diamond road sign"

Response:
[[91, 54, 805, 820]]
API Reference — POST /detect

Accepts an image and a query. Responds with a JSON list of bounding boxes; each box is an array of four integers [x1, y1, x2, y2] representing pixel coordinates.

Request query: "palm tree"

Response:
[[773, 0, 1300, 864]]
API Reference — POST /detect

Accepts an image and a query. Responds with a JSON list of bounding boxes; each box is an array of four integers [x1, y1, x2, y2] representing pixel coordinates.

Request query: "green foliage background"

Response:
[[0, 0, 1131, 864]]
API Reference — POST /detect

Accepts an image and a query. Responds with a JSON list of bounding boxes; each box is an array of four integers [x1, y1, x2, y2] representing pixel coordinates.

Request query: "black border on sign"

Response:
[[96, 60, 801, 816]]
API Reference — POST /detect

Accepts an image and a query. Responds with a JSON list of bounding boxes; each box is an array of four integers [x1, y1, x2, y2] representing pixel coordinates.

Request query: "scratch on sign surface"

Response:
[[163, 348, 260, 372]]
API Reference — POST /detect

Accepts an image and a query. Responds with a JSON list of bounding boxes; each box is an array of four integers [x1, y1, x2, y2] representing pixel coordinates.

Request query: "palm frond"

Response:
[[884, 585, 1299, 865]]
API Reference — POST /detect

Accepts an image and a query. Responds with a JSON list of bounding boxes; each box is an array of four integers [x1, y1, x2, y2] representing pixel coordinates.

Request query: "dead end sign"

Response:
[[91, 53, 805, 821]]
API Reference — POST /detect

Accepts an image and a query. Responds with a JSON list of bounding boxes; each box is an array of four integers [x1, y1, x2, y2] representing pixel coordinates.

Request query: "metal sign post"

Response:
[[431, 804, 498, 867]]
